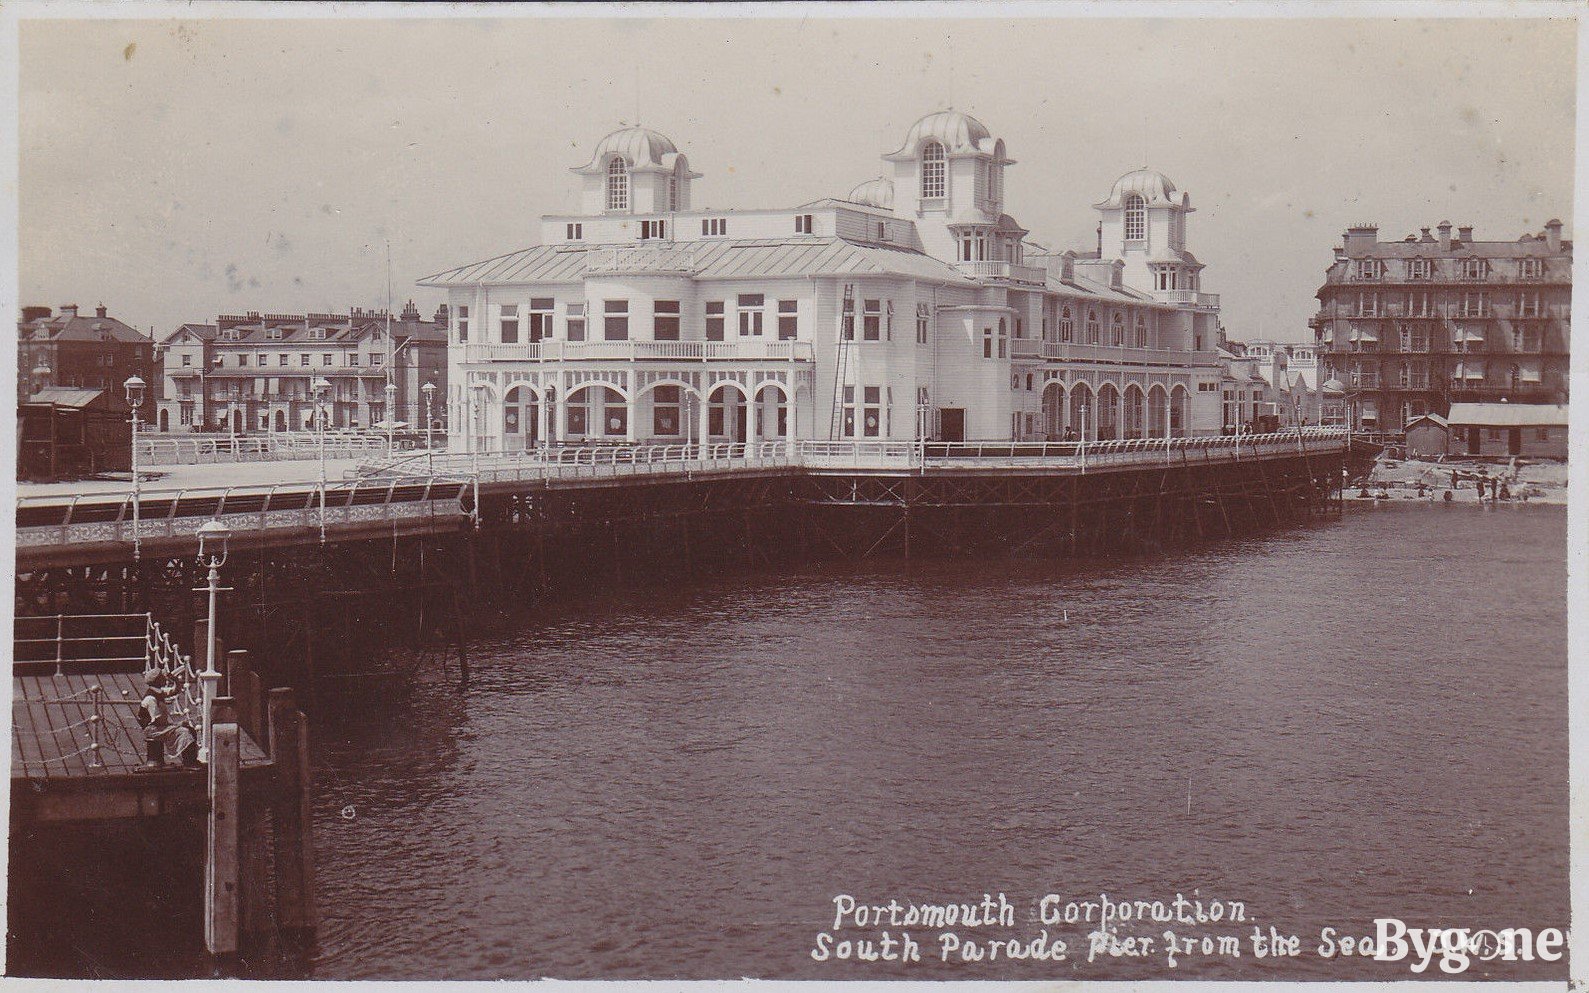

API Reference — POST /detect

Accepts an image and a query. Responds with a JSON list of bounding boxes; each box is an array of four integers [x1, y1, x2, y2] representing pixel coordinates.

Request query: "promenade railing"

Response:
[[139, 432, 425, 466]]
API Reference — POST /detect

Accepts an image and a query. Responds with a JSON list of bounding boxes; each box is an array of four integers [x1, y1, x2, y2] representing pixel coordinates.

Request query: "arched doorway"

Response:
[[564, 384, 627, 443], [754, 383, 791, 441], [1096, 384, 1120, 441], [1147, 386, 1168, 438], [707, 383, 748, 443], [1068, 383, 1094, 441], [1041, 382, 1065, 440], [502, 385, 540, 452], [1170, 385, 1190, 437], [231, 409, 244, 434], [274, 409, 287, 433], [157, 408, 169, 432], [1123, 385, 1145, 439]]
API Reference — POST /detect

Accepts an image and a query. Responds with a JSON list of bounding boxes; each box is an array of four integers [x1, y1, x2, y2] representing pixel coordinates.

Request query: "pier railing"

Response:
[[16, 474, 473, 550], [140, 432, 418, 466]]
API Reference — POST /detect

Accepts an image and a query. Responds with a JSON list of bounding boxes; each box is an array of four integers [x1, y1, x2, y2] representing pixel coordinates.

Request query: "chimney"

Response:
[[95, 303, 107, 319], [1060, 251, 1075, 282], [1544, 218, 1562, 252], [20, 305, 50, 322], [1457, 225, 1473, 244], [1419, 227, 1434, 243], [60, 304, 78, 319], [1343, 224, 1379, 255], [1436, 220, 1452, 252]]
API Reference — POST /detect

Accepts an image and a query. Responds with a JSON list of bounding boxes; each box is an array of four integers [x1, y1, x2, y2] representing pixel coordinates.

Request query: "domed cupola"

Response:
[[882, 109, 1013, 223], [884, 109, 1000, 159], [1095, 168, 1187, 210], [573, 124, 702, 215], [847, 176, 895, 210]]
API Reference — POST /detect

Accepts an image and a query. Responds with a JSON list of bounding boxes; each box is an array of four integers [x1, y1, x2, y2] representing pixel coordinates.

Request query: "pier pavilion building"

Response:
[[421, 111, 1225, 451]]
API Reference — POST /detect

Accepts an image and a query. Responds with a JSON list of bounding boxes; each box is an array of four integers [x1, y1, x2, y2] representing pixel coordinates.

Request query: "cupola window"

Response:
[[606, 158, 629, 212], [921, 140, 946, 200], [1123, 193, 1147, 242]]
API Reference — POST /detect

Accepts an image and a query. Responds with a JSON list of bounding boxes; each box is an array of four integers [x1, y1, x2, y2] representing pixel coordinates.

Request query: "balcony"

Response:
[[1348, 373, 1380, 388], [1153, 289, 1221, 309], [955, 260, 1049, 287], [461, 340, 815, 364], [1039, 341, 1218, 367]]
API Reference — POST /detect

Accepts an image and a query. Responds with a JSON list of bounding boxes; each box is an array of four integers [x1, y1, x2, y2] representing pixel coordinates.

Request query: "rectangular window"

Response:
[[652, 384, 681, 435], [500, 304, 520, 344], [701, 218, 728, 236], [654, 300, 681, 340], [181, 354, 193, 367], [348, 353, 359, 366], [257, 353, 268, 366], [738, 294, 764, 337], [983, 328, 993, 359], [276, 354, 287, 366], [566, 223, 583, 241], [566, 405, 587, 436], [604, 300, 629, 340], [1520, 258, 1544, 279], [841, 386, 856, 438], [527, 298, 554, 342], [639, 220, 666, 240], [862, 386, 882, 437], [565, 303, 585, 342], [1517, 291, 1542, 318], [916, 303, 929, 345], [841, 297, 855, 340], [1463, 258, 1490, 280], [1408, 258, 1432, 280], [777, 300, 798, 340], [239, 354, 248, 367], [310, 327, 326, 340], [604, 395, 627, 436], [323, 354, 333, 366], [180, 405, 193, 426], [862, 299, 882, 341], [1487, 428, 1502, 441], [372, 354, 384, 366], [708, 406, 725, 436], [300, 354, 310, 367], [705, 301, 725, 341], [795, 214, 813, 234], [456, 305, 469, 343]]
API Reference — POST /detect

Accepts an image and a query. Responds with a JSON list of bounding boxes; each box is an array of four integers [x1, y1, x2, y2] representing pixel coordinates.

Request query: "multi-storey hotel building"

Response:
[[1311, 220, 1570, 432], [421, 111, 1225, 451], [157, 302, 448, 434]]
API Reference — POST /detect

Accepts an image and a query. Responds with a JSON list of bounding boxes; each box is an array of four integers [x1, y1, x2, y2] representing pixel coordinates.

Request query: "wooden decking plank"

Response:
[[12, 696, 43, 780], [101, 672, 148, 773], [51, 674, 96, 778], [27, 695, 70, 780]]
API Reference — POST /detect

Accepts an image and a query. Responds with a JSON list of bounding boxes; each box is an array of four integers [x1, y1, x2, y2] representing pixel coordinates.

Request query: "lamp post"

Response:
[[421, 381, 437, 474], [195, 518, 231, 764], [1080, 401, 1090, 472], [124, 375, 146, 561], [312, 376, 332, 543], [384, 381, 398, 460]]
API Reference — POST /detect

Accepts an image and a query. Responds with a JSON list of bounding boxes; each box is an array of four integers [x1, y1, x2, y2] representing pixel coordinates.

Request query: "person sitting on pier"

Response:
[[134, 669, 199, 772]]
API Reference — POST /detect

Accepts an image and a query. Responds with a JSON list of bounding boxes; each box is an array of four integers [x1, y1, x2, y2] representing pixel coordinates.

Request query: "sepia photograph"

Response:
[[2, 2, 1580, 985]]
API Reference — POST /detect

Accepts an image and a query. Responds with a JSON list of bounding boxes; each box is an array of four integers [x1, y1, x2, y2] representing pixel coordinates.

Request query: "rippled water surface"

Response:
[[306, 504, 1566, 981]]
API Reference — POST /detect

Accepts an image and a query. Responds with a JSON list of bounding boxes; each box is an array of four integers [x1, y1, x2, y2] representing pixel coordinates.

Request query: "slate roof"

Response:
[[23, 387, 104, 408], [18, 314, 149, 345]]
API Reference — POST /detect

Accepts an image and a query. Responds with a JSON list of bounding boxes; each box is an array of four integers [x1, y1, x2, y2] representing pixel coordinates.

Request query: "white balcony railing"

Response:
[[1154, 289, 1221, 308], [955, 260, 1049, 287], [462, 340, 815, 363], [1039, 342, 1218, 367]]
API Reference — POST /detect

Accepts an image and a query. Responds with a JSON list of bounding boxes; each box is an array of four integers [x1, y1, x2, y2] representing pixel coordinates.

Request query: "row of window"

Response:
[[458, 297, 802, 344], [218, 327, 358, 342], [1354, 257, 1547, 280], [1049, 308, 1153, 347], [1347, 290, 1552, 317], [1335, 324, 1547, 351], [215, 351, 384, 368]]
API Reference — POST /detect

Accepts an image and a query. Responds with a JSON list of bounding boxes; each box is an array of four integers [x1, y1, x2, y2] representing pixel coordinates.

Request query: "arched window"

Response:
[[921, 141, 946, 199], [1135, 313, 1148, 348], [1111, 313, 1125, 346], [606, 158, 629, 211], [1086, 309, 1100, 345], [1059, 307, 1073, 343], [1123, 193, 1146, 241]]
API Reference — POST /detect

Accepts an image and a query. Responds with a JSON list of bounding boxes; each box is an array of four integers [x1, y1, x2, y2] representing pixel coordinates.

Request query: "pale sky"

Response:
[[18, 13, 1577, 343]]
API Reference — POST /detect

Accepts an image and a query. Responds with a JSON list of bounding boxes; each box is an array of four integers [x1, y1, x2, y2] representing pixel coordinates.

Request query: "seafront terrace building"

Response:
[[421, 112, 1227, 452], [156, 303, 449, 434], [18, 304, 159, 412], [1310, 220, 1571, 433]]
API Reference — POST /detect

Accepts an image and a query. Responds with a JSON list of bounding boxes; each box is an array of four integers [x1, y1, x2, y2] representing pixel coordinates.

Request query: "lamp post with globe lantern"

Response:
[[194, 518, 231, 763], [124, 375, 146, 561]]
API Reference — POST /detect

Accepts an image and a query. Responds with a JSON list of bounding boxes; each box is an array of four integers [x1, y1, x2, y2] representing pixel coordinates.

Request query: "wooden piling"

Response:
[[238, 800, 272, 949], [267, 687, 318, 943], [206, 696, 241, 960], [228, 649, 263, 744]]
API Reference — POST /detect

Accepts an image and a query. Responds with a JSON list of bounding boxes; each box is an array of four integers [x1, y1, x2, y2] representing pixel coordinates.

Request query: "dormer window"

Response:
[[605, 158, 629, 211], [1461, 257, 1489, 280], [309, 327, 326, 340], [794, 214, 813, 235], [1357, 259, 1384, 279], [1407, 258, 1432, 280], [639, 219, 666, 240], [702, 217, 728, 236], [1520, 258, 1544, 279], [920, 140, 946, 199], [221, 329, 239, 341], [566, 223, 583, 241], [1123, 193, 1146, 242]]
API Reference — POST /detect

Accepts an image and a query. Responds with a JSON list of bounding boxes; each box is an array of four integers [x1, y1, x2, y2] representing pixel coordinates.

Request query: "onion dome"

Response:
[[572, 125, 697, 176], [884, 109, 1001, 159], [1095, 168, 1182, 209], [846, 177, 895, 209]]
